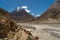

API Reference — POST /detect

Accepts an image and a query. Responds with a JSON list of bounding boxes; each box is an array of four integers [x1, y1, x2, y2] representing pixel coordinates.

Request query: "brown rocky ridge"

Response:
[[37, 0, 60, 23]]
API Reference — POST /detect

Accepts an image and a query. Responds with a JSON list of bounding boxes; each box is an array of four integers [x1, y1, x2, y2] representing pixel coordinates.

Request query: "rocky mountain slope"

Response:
[[10, 7, 35, 22], [0, 8, 11, 20], [38, 0, 60, 23]]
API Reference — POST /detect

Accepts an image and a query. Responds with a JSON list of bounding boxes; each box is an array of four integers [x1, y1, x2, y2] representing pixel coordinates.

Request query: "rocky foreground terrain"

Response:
[[0, 19, 39, 40], [17, 23, 60, 40]]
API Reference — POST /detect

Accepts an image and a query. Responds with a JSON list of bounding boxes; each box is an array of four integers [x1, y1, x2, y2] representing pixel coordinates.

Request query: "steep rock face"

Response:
[[11, 8, 35, 22], [38, 0, 60, 23]]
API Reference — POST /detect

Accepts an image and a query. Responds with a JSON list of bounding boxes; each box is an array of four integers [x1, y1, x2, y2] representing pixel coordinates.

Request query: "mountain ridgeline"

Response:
[[0, 8, 11, 20]]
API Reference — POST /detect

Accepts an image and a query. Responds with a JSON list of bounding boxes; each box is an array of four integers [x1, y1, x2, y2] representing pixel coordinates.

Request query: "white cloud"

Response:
[[17, 7, 20, 11], [31, 13, 40, 17], [21, 6, 31, 13], [17, 7, 20, 10], [31, 13, 35, 15], [35, 14, 40, 17], [25, 9, 31, 13], [21, 6, 28, 9]]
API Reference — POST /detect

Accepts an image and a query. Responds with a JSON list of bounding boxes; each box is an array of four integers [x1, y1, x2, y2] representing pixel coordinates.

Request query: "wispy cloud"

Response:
[[21, 6, 28, 9], [35, 14, 40, 17], [31, 13, 35, 16], [17, 7, 20, 11], [17, 6, 40, 17], [25, 9, 31, 13], [21, 6, 31, 13], [31, 13, 40, 17]]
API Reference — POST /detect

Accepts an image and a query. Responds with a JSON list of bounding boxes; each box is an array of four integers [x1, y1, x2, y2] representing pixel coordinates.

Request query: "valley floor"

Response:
[[17, 23, 60, 40]]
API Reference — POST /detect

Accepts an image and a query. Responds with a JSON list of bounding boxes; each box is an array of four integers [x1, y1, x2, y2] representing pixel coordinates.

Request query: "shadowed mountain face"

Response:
[[38, 0, 60, 23], [11, 8, 35, 22]]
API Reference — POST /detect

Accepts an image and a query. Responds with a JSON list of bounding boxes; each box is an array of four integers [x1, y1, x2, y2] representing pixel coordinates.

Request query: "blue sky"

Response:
[[0, 0, 55, 16]]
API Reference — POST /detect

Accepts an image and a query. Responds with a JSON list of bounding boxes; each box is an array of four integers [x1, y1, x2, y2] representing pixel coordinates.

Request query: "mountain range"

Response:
[[0, 0, 60, 23]]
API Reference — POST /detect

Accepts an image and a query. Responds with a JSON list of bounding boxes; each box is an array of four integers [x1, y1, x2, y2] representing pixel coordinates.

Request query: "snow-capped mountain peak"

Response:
[[17, 7, 21, 11]]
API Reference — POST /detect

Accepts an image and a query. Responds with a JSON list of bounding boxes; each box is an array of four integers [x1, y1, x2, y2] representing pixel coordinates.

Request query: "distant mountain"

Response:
[[10, 7, 35, 22], [38, 0, 60, 23]]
